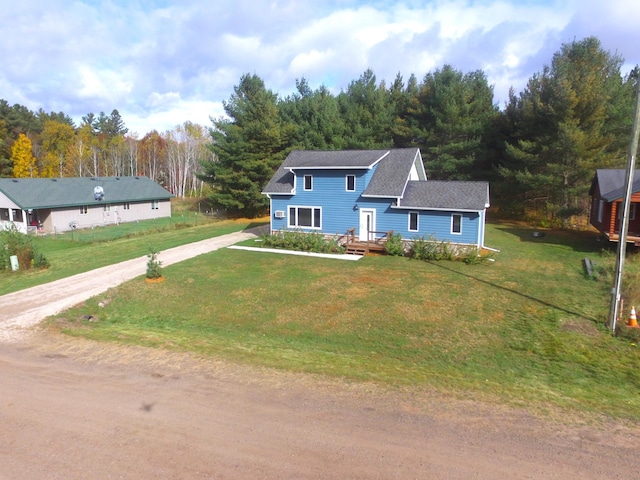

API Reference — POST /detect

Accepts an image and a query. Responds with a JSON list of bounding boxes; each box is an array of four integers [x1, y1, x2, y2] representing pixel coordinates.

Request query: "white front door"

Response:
[[359, 209, 376, 241]]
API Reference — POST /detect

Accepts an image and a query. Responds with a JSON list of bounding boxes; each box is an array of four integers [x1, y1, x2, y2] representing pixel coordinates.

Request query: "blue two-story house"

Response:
[[262, 148, 490, 249]]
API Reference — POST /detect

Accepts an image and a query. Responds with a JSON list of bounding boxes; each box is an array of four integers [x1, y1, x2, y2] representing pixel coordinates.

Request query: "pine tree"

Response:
[[502, 37, 633, 221], [199, 74, 290, 217]]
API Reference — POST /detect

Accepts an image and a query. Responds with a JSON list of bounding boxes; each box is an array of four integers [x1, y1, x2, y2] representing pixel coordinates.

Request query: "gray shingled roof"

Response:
[[362, 148, 423, 197], [591, 169, 640, 202], [401, 181, 489, 211], [263, 148, 421, 195], [0, 176, 173, 209]]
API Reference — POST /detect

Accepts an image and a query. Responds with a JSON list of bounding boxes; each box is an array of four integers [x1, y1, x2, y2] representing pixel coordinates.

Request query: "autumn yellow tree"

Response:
[[11, 133, 37, 178], [41, 120, 75, 177]]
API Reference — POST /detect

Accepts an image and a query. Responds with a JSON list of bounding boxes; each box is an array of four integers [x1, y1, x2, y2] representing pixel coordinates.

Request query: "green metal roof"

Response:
[[0, 176, 174, 209]]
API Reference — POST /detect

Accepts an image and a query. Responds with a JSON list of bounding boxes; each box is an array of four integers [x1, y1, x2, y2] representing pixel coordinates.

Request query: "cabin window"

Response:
[[597, 200, 604, 223], [346, 175, 356, 192], [123, 202, 130, 210], [408, 212, 419, 232], [303, 175, 313, 191], [451, 214, 462, 234], [288, 206, 321, 229], [617, 203, 636, 220], [80, 205, 88, 215], [152, 200, 159, 210]]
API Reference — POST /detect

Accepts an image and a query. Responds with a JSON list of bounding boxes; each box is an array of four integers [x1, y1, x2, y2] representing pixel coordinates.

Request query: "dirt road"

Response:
[[2, 229, 640, 479]]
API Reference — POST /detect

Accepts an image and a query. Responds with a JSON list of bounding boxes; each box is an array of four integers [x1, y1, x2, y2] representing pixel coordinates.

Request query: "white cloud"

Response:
[[1, 0, 639, 134]]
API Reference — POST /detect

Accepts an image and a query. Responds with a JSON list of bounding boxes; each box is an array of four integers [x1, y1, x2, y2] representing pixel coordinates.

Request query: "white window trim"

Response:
[[408, 211, 419, 232], [288, 205, 322, 229], [346, 174, 356, 192], [303, 175, 313, 191], [451, 213, 462, 235]]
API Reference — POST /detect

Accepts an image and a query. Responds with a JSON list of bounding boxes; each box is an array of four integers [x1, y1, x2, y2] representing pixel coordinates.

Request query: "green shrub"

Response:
[[461, 247, 495, 265], [261, 231, 344, 254], [0, 225, 48, 271], [384, 233, 405, 256]]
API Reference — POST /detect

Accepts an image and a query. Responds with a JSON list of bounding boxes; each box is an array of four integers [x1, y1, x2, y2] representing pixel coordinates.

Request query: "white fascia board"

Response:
[[286, 166, 372, 171]]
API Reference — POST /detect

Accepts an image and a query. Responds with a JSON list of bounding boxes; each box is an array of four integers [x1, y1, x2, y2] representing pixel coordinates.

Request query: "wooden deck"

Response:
[[604, 233, 640, 245], [341, 228, 393, 255]]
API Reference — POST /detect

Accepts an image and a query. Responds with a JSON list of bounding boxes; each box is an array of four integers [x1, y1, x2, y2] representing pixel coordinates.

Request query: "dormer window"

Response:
[[304, 175, 313, 191]]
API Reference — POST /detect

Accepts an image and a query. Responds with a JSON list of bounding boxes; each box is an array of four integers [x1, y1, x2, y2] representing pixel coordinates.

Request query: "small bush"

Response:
[[384, 233, 405, 256], [461, 247, 495, 265], [0, 224, 48, 271]]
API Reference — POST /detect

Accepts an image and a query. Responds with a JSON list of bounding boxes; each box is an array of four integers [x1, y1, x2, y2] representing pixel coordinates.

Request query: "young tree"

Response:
[[200, 73, 290, 217], [11, 133, 37, 177]]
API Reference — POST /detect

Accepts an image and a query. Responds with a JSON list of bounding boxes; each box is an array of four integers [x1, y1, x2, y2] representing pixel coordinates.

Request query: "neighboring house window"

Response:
[[123, 202, 131, 210], [346, 175, 356, 192], [618, 203, 636, 220], [103, 204, 111, 212], [451, 214, 462, 234], [303, 175, 313, 191], [152, 200, 159, 210], [408, 212, 419, 232], [80, 206, 88, 215], [288, 206, 321, 229], [597, 200, 604, 223]]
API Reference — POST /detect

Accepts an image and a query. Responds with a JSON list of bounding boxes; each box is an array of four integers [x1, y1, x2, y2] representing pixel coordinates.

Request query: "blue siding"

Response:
[[268, 165, 484, 247]]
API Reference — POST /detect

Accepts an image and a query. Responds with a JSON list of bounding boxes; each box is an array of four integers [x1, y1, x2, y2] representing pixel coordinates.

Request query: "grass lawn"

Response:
[[0, 217, 265, 295], [46, 220, 640, 421]]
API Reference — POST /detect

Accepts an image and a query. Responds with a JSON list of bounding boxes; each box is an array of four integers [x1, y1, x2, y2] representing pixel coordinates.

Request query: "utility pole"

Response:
[[609, 80, 640, 334]]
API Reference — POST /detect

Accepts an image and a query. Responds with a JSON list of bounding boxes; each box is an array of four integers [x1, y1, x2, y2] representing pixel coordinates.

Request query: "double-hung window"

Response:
[[408, 212, 419, 232], [288, 206, 321, 229], [80, 205, 88, 215], [451, 214, 462, 234]]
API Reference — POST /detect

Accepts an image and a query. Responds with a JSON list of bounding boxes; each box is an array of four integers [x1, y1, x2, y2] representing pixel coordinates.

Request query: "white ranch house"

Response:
[[0, 176, 173, 234]]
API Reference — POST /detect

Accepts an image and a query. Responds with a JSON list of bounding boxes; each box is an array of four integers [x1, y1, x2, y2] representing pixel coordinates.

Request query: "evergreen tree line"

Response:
[[203, 36, 639, 220], [1, 36, 638, 220]]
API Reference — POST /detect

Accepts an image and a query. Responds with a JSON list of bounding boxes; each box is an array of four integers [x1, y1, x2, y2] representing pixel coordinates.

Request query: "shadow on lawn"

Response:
[[494, 224, 606, 254], [426, 259, 601, 323]]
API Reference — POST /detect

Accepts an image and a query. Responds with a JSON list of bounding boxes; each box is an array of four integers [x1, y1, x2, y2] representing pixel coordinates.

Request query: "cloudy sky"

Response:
[[1, 0, 639, 136]]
